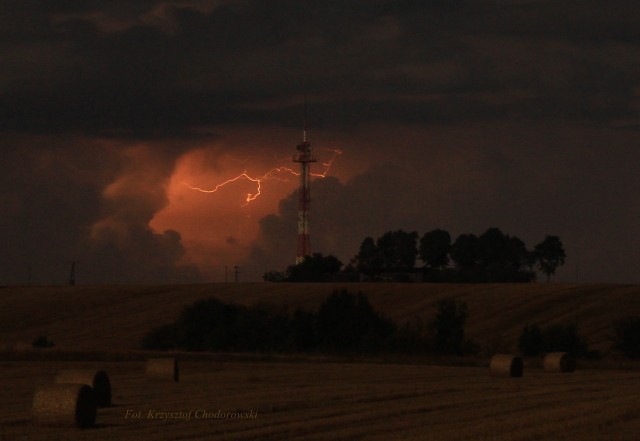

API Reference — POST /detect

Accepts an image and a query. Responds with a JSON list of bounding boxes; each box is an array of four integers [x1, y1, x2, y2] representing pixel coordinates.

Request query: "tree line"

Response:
[[264, 227, 566, 283], [142, 289, 476, 356], [141, 288, 640, 360]]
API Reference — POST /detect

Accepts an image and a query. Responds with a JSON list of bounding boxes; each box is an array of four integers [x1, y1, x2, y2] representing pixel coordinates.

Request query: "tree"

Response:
[[543, 323, 588, 356], [450, 233, 479, 269], [505, 236, 533, 277], [534, 235, 566, 282], [263, 270, 286, 282], [454, 228, 534, 282], [518, 324, 544, 356], [353, 237, 383, 276], [432, 298, 470, 355], [612, 316, 640, 359], [419, 229, 451, 270], [517, 323, 587, 357], [286, 253, 343, 282], [172, 298, 243, 351], [477, 227, 509, 270], [376, 230, 419, 272], [316, 289, 396, 353], [482, 231, 534, 282], [288, 308, 319, 351]]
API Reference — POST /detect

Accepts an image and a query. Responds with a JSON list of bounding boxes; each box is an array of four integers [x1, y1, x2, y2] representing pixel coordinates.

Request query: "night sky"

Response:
[[2, 0, 639, 284]]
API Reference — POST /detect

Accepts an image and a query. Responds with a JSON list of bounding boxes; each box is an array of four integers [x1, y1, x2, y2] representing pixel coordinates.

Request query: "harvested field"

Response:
[[1, 359, 639, 440], [1, 283, 640, 439]]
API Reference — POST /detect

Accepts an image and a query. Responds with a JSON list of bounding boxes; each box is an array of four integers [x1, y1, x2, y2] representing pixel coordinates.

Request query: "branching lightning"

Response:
[[184, 148, 342, 204], [311, 148, 342, 177]]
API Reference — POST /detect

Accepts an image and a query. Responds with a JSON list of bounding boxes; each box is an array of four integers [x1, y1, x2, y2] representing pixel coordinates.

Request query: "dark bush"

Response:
[[141, 324, 176, 350], [518, 324, 544, 356], [174, 298, 243, 351], [612, 316, 640, 359], [287, 308, 319, 351], [144, 298, 300, 352], [386, 317, 432, 354], [316, 289, 396, 353], [32, 335, 55, 348], [286, 253, 343, 282], [517, 323, 588, 357], [234, 303, 291, 352], [263, 271, 286, 282], [432, 298, 478, 355], [544, 323, 588, 356]]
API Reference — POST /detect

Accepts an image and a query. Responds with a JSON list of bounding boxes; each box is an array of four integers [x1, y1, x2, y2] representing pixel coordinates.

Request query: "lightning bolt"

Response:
[[185, 148, 343, 205], [311, 148, 342, 178]]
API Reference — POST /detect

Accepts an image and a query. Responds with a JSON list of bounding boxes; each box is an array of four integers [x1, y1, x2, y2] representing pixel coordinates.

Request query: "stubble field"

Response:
[[1, 358, 639, 441], [1, 283, 639, 439]]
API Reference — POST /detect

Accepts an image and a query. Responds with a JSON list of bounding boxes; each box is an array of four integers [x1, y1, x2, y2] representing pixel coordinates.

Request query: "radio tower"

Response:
[[293, 99, 317, 264]]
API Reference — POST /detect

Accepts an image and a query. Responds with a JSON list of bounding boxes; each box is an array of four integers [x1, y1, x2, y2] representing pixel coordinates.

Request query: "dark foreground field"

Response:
[[1, 283, 639, 440], [1, 358, 639, 441]]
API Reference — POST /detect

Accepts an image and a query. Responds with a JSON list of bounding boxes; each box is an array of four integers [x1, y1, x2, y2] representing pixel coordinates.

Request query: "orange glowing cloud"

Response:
[[149, 133, 345, 280], [91, 144, 174, 244]]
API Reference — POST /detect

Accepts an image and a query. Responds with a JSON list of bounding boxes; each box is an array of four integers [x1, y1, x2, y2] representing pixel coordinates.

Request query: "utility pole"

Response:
[[69, 261, 76, 286], [234, 266, 239, 283]]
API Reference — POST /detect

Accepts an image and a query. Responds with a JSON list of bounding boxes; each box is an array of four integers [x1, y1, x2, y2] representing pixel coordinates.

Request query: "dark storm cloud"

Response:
[[0, 135, 199, 284], [3, 0, 639, 135]]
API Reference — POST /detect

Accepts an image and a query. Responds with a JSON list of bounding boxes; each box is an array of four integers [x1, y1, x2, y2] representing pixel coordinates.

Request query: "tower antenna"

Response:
[[303, 94, 308, 142], [293, 96, 317, 264]]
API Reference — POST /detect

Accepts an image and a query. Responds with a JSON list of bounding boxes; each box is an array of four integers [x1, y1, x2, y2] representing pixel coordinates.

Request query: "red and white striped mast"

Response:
[[293, 98, 317, 264]]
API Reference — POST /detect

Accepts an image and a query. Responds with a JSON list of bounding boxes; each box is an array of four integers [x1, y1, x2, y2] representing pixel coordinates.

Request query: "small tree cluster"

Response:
[[143, 298, 298, 353], [264, 228, 565, 284], [450, 228, 535, 282], [286, 253, 343, 282], [518, 323, 588, 357], [353, 230, 419, 280], [264, 253, 343, 282], [350, 227, 566, 283]]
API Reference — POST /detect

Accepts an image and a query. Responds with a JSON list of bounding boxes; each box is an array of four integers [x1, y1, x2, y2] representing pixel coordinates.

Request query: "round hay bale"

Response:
[[544, 352, 576, 373], [55, 370, 111, 407], [32, 384, 96, 428], [490, 354, 524, 377], [145, 357, 179, 382]]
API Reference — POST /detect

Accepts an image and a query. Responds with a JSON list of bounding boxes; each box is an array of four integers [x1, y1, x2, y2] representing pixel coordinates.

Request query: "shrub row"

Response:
[[142, 290, 478, 356]]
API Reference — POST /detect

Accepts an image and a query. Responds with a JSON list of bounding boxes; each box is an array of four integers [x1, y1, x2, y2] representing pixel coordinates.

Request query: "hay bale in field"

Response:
[[490, 354, 524, 377], [54, 370, 111, 407], [32, 384, 97, 428], [544, 352, 576, 373], [145, 357, 179, 382]]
